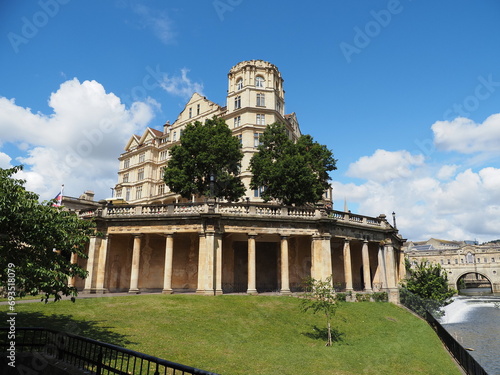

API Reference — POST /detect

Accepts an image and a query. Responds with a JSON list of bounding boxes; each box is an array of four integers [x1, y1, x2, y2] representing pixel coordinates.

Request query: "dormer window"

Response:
[[255, 76, 264, 88], [236, 78, 243, 90]]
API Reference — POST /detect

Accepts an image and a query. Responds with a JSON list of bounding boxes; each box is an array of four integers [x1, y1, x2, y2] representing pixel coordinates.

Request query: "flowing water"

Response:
[[440, 295, 500, 375]]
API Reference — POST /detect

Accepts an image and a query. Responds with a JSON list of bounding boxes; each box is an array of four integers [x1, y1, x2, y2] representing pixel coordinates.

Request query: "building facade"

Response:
[[73, 60, 406, 302], [114, 60, 303, 205], [405, 239, 500, 293]]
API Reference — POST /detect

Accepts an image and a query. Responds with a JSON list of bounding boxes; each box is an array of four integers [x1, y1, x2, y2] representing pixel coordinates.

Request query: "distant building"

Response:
[[405, 238, 500, 293]]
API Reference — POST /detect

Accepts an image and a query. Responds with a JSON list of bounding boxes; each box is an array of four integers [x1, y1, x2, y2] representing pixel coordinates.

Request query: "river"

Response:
[[439, 294, 500, 375]]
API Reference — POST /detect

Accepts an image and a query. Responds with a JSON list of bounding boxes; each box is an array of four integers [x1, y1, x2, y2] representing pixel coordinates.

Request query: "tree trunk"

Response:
[[326, 321, 332, 346]]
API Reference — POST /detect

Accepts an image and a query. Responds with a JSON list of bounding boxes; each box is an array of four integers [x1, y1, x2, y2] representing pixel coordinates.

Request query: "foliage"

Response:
[[0, 166, 96, 302], [300, 276, 341, 346], [355, 293, 371, 302], [164, 117, 245, 201], [400, 258, 456, 317], [250, 123, 337, 206], [372, 291, 388, 302]]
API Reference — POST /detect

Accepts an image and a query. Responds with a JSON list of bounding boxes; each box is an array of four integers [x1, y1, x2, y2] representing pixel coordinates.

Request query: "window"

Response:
[[236, 78, 243, 90], [189, 107, 192, 118], [136, 185, 142, 200], [492, 258, 495, 263], [173, 131, 177, 142], [254, 186, 265, 197], [255, 76, 264, 88], [158, 184, 165, 196], [137, 168, 144, 181], [234, 96, 241, 109], [256, 93, 265, 107], [234, 116, 241, 128], [139, 153, 145, 163], [455, 259, 458, 264], [123, 173, 129, 183], [125, 188, 131, 201], [160, 151, 168, 160], [256, 114, 265, 125], [466, 252, 474, 264], [123, 158, 130, 169], [447, 259, 450, 264], [237, 134, 243, 145], [197, 104, 200, 115], [276, 100, 282, 112], [477, 258, 481, 263], [254, 132, 262, 147], [115, 188, 122, 198]]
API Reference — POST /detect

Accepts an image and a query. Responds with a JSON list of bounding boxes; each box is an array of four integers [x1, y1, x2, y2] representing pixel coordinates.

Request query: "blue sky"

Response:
[[1, 0, 500, 242]]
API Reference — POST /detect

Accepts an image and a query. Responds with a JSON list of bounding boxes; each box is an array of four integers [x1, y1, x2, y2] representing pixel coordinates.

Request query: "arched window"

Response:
[[255, 76, 264, 88], [236, 78, 243, 90], [466, 252, 475, 264]]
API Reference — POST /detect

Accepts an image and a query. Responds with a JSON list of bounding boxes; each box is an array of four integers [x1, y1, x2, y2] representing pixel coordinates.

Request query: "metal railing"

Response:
[[1, 327, 220, 375], [425, 313, 488, 375]]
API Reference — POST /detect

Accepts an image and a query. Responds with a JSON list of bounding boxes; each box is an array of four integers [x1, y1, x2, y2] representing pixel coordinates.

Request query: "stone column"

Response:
[[68, 252, 78, 288], [343, 239, 353, 291], [280, 236, 291, 295], [214, 233, 223, 295], [247, 234, 257, 295], [384, 243, 399, 304], [362, 240, 372, 291], [377, 245, 387, 290], [95, 235, 110, 294], [128, 234, 142, 294], [196, 233, 208, 294], [83, 236, 99, 293], [203, 231, 215, 295], [385, 244, 396, 289], [162, 234, 174, 294], [311, 235, 332, 281]]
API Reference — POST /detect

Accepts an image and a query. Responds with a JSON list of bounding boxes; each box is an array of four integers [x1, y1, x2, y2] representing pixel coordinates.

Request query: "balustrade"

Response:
[[76, 202, 389, 229]]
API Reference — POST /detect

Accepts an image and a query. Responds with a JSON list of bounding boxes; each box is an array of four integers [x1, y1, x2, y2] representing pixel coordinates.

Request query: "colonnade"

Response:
[[79, 232, 402, 298]]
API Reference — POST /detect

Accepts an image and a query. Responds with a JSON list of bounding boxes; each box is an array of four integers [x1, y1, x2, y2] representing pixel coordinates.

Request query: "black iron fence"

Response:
[[1, 327, 220, 375], [425, 312, 488, 375]]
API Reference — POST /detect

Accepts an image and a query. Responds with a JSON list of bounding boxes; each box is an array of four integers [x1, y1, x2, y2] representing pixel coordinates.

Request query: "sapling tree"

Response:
[[300, 276, 340, 346]]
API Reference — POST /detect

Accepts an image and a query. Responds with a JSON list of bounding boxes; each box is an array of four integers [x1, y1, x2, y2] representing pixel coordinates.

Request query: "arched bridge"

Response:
[[406, 244, 500, 293]]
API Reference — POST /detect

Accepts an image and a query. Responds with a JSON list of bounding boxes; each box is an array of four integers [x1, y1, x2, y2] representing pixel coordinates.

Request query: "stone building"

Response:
[[114, 60, 304, 205], [405, 239, 500, 293], [73, 60, 406, 302]]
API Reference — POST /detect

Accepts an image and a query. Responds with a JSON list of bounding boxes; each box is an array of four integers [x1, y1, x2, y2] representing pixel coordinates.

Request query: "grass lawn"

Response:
[[1, 294, 461, 375]]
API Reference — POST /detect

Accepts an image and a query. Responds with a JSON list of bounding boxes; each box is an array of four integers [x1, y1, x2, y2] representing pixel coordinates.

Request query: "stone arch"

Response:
[[455, 271, 492, 291]]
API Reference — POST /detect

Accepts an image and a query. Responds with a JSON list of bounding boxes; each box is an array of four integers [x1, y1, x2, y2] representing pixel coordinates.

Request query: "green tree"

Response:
[[301, 276, 341, 346], [250, 123, 336, 206], [400, 259, 456, 317], [0, 166, 96, 302], [164, 117, 245, 201]]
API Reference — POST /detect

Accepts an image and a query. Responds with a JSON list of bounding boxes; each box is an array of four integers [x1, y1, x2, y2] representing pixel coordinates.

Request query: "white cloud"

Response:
[[160, 68, 204, 99], [346, 149, 425, 183], [0, 78, 156, 201], [436, 164, 458, 180], [0, 152, 12, 168], [131, 4, 176, 45], [432, 113, 500, 154]]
